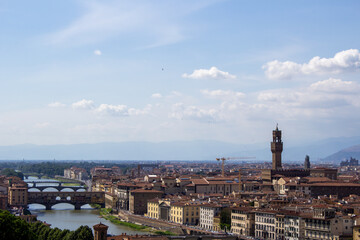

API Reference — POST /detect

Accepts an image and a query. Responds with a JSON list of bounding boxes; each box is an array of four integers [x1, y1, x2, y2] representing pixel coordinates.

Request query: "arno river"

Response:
[[26, 178, 147, 235]]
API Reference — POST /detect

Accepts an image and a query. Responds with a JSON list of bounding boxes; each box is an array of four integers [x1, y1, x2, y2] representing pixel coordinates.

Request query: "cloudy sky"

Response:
[[0, 0, 360, 146]]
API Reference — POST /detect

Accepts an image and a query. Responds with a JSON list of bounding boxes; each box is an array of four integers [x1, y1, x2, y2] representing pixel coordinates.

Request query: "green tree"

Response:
[[59, 229, 71, 240], [38, 225, 51, 240], [0, 210, 36, 240], [220, 208, 231, 231], [0, 168, 24, 179], [54, 228, 64, 240], [76, 225, 94, 240]]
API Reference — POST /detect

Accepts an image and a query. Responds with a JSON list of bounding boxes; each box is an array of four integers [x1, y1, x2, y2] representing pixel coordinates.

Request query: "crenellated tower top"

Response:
[[271, 125, 283, 170]]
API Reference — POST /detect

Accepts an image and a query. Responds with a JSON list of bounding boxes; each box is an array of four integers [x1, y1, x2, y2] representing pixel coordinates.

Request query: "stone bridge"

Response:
[[28, 191, 105, 210], [25, 180, 86, 192], [28, 185, 86, 192]]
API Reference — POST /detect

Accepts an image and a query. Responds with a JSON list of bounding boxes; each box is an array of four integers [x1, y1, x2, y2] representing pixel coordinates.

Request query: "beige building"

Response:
[[231, 207, 255, 237], [64, 166, 89, 180], [147, 198, 171, 221], [303, 207, 351, 240], [161, 176, 176, 188], [8, 182, 28, 207], [105, 192, 117, 210], [185, 178, 239, 196]]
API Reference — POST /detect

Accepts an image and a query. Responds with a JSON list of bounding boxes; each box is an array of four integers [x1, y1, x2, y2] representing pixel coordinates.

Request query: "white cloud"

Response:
[[94, 49, 102, 55], [256, 78, 360, 116], [72, 99, 95, 110], [96, 104, 128, 116], [95, 104, 151, 117], [151, 93, 162, 98], [71, 99, 151, 117], [48, 102, 66, 108], [182, 66, 236, 80], [201, 89, 245, 99], [263, 49, 360, 79], [309, 78, 360, 93], [170, 102, 220, 121]]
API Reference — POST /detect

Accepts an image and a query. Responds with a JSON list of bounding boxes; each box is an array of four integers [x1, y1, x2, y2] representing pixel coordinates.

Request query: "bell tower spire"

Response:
[[271, 125, 283, 170]]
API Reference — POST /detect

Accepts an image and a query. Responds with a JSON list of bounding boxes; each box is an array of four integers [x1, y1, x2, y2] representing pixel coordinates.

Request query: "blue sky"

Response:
[[0, 0, 360, 145]]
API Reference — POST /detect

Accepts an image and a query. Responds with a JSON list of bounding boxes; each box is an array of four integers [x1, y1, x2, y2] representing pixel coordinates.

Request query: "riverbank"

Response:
[[118, 210, 184, 235], [100, 208, 147, 230], [100, 208, 176, 236]]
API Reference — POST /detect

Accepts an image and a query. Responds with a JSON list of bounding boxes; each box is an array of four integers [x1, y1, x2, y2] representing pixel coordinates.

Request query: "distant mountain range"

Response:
[[0, 136, 359, 163], [321, 144, 360, 163]]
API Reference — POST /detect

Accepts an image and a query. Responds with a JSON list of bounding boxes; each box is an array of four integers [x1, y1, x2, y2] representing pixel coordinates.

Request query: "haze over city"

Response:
[[4, 2, 360, 240], [1, 0, 360, 151]]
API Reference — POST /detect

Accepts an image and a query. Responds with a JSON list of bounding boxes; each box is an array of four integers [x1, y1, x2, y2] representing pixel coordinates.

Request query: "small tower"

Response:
[[93, 223, 108, 240], [304, 155, 311, 170], [238, 169, 242, 192], [271, 124, 283, 170]]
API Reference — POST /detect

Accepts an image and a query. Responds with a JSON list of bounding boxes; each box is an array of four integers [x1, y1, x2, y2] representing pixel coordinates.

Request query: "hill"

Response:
[[0, 136, 358, 162], [321, 144, 360, 163]]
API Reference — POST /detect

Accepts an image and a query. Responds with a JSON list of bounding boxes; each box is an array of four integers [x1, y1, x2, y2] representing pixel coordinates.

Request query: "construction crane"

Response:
[[216, 157, 256, 177]]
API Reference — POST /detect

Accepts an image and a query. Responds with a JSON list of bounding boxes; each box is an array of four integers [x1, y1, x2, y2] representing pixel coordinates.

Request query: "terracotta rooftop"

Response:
[[130, 189, 163, 194], [191, 178, 209, 185]]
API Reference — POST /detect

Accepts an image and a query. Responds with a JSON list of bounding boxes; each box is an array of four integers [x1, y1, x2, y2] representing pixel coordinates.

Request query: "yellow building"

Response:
[[354, 225, 360, 240], [275, 214, 285, 240], [170, 202, 200, 225], [147, 198, 159, 219], [213, 216, 221, 232]]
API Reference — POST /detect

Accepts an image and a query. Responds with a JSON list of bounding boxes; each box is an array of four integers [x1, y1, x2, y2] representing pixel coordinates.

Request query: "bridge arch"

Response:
[[28, 203, 46, 210], [60, 188, 75, 192], [28, 188, 41, 192], [28, 191, 105, 210], [42, 187, 59, 192]]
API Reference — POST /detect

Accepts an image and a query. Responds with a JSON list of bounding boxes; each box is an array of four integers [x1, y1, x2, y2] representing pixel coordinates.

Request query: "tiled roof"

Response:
[[130, 189, 163, 194]]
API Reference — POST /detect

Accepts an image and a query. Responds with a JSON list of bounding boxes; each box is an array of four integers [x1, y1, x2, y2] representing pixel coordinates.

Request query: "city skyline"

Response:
[[1, 1, 360, 146]]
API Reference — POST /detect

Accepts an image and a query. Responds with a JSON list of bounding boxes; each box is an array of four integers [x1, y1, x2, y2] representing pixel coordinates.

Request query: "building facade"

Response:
[[231, 207, 255, 237], [129, 189, 163, 215], [8, 183, 28, 207], [199, 204, 222, 231], [170, 202, 200, 225], [255, 210, 277, 240]]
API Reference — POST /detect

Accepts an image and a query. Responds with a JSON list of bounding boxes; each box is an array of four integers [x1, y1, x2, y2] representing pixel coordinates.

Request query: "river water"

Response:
[[26, 177, 147, 235]]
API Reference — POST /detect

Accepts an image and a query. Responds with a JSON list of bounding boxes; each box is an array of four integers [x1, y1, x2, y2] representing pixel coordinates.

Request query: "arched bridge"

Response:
[[25, 180, 86, 192], [28, 191, 105, 210], [28, 185, 86, 192]]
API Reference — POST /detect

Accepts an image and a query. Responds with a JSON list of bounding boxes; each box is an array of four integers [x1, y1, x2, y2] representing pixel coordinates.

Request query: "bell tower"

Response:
[[271, 124, 283, 170], [93, 223, 108, 240]]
